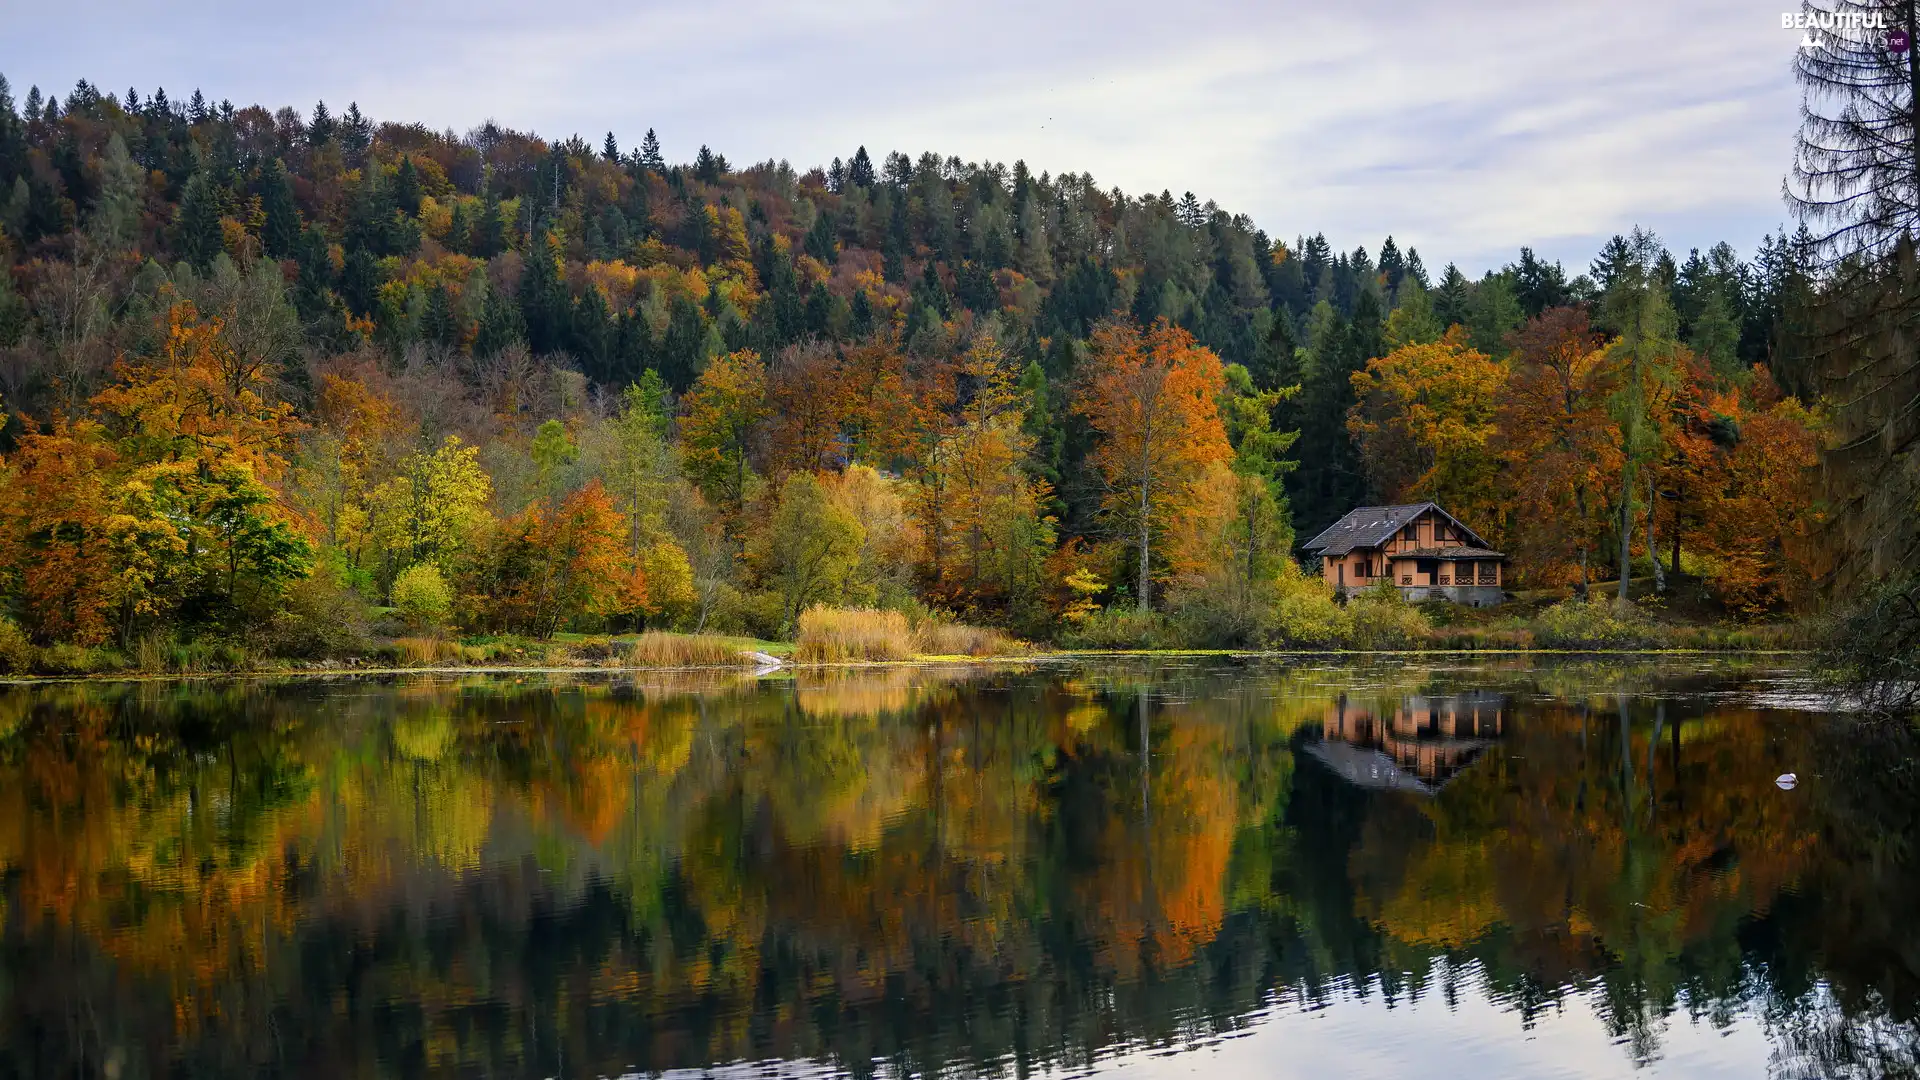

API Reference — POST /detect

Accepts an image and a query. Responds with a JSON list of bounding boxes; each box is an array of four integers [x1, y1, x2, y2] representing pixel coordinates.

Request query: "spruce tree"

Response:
[[471, 185, 506, 258], [1433, 263, 1471, 328], [391, 156, 422, 217], [638, 128, 664, 173], [172, 169, 225, 271], [848, 145, 875, 188], [307, 100, 334, 146], [602, 131, 619, 162], [260, 158, 301, 258]]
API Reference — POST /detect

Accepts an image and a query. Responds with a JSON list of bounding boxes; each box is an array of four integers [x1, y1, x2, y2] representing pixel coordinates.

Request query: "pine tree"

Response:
[[339, 247, 380, 317], [639, 128, 664, 173], [602, 131, 619, 162]]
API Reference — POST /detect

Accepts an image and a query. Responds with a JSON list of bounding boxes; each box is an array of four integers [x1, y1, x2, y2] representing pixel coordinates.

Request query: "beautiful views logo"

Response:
[[1783, 9, 1910, 51]]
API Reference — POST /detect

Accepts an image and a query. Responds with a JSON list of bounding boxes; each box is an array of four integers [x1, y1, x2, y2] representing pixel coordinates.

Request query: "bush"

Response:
[[1269, 563, 1349, 647], [630, 631, 755, 668], [0, 616, 34, 674], [391, 563, 454, 631], [1530, 598, 1656, 649], [381, 636, 464, 666], [1342, 584, 1432, 649], [794, 606, 914, 663], [913, 621, 1030, 657], [261, 561, 372, 658], [1061, 606, 1168, 650]]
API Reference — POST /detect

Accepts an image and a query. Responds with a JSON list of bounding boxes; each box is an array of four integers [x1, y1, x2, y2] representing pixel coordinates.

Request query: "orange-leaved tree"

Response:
[[1494, 309, 1622, 589], [1347, 325, 1507, 534], [1074, 320, 1231, 610]]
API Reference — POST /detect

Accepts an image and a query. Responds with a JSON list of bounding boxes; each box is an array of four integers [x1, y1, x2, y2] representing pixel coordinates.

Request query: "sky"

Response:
[[3, 0, 1807, 275]]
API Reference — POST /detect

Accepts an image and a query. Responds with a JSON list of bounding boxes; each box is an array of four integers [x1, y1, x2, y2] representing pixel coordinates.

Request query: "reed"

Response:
[[794, 607, 914, 663], [628, 631, 753, 668]]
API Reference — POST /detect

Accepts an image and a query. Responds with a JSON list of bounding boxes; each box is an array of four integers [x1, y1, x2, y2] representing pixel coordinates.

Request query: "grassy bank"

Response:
[[0, 593, 1807, 680]]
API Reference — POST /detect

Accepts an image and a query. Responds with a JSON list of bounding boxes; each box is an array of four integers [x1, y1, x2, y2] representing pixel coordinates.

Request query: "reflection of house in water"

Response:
[[1305, 692, 1506, 795]]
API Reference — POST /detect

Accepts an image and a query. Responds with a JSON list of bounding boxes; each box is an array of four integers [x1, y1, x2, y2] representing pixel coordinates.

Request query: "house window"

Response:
[[1439, 571, 1451, 585]]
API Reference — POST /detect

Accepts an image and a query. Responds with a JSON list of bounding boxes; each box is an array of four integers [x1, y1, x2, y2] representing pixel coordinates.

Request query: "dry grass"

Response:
[[794, 606, 914, 663], [628, 631, 753, 668], [913, 621, 1030, 658], [389, 636, 464, 666]]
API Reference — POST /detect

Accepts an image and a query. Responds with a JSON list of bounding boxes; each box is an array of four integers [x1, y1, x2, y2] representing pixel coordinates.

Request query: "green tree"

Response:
[[748, 471, 865, 634]]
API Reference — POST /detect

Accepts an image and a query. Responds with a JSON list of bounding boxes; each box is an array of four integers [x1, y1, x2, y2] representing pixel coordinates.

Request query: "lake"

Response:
[[0, 658, 1914, 1079]]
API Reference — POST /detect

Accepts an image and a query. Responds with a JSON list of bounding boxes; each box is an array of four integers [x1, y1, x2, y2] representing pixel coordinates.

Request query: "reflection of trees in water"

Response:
[[0, 664, 1914, 1078]]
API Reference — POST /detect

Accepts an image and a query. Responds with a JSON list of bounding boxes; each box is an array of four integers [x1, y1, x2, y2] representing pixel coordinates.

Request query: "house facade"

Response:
[[1301, 503, 1506, 606]]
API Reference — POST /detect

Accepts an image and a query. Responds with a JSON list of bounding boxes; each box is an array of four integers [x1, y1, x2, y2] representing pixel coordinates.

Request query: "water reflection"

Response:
[[0, 661, 1914, 1079]]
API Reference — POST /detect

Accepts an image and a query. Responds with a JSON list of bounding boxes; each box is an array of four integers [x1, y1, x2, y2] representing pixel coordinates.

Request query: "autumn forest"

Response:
[[0, 76, 1836, 668]]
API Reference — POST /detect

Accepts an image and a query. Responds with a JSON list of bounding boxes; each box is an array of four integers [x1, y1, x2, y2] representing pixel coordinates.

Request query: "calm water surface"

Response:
[[0, 658, 1915, 1079]]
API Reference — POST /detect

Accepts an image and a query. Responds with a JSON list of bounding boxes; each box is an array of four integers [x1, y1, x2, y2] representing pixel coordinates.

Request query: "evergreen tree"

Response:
[[693, 145, 723, 184], [659, 294, 710, 391], [172, 169, 225, 271], [1377, 236, 1405, 292], [444, 200, 471, 256], [259, 158, 301, 258], [339, 102, 372, 164], [912, 261, 951, 317], [804, 208, 837, 263], [339, 247, 380, 318], [602, 131, 619, 163], [1511, 246, 1569, 316], [391, 156, 422, 217], [0, 76, 25, 192], [639, 128, 664, 173], [848, 145, 875, 188], [518, 234, 571, 353], [421, 281, 458, 348], [849, 288, 875, 338], [307, 100, 335, 146], [476, 281, 525, 355], [471, 185, 507, 258], [1433, 263, 1471, 327]]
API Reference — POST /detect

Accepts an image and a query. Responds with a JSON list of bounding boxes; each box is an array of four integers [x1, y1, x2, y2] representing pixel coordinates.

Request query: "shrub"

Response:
[[1061, 606, 1168, 650], [37, 643, 118, 675], [262, 561, 372, 658], [0, 616, 35, 674], [1269, 563, 1348, 647], [391, 563, 454, 631], [629, 631, 754, 668], [794, 606, 913, 663], [1530, 598, 1656, 649], [913, 621, 1030, 657], [1343, 585, 1432, 649]]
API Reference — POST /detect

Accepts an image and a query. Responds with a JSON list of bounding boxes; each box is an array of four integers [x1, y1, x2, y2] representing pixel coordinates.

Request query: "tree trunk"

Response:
[[1647, 470, 1665, 594], [1617, 464, 1634, 603]]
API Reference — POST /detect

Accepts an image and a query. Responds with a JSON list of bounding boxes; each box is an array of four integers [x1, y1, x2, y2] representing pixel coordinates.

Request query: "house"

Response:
[[1301, 502, 1507, 606]]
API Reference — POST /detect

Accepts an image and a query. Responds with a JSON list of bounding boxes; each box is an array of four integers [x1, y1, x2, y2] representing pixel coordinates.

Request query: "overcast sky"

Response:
[[4, 0, 1804, 275]]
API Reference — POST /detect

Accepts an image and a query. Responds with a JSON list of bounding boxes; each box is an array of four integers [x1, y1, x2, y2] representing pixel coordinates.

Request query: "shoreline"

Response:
[[0, 646, 1815, 686]]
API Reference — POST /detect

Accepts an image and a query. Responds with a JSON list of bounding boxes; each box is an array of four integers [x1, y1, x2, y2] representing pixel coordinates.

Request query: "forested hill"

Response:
[[0, 77, 1807, 541]]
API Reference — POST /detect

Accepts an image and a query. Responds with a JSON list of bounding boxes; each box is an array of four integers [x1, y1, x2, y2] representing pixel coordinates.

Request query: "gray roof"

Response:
[[1301, 503, 1494, 556]]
